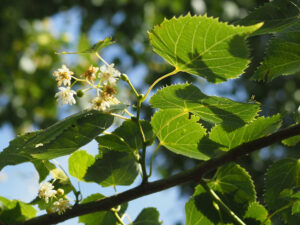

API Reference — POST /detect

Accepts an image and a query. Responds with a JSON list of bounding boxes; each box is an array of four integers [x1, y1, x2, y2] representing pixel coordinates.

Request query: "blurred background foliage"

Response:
[[1, 0, 300, 212]]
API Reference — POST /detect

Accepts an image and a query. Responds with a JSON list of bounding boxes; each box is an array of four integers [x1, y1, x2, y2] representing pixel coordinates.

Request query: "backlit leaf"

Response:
[[292, 201, 300, 215], [149, 14, 262, 83], [150, 83, 260, 128], [209, 114, 281, 151], [151, 109, 211, 160], [68, 150, 95, 181], [244, 202, 270, 225], [186, 163, 255, 224], [0, 197, 36, 223], [282, 134, 300, 146], [210, 163, 256, 211]]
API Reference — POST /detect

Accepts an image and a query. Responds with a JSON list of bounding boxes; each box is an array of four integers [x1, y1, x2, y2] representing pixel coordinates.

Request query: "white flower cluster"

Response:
[[38, 182, 71, 215], [53, 64, 73, 86], [99, 63, 121, 85], [53, 63, 121, 111], [53, 64, 76, 105], [38, 182, 57, 203], [53, 198, 72, 215]]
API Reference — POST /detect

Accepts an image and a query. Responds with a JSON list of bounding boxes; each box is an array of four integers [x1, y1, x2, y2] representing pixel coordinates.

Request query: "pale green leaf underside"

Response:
[[68, 150, 95, 181], [151, 109, 210, 160], [149, 14, 262, 83], [0, 110, 114, 170], [238, 0, 300, 35], [209, 114, 281, 151], [150, 83, 260, 128], [84, 150, 139, 187], [265, 159, 300, 211], [133, 208, 162, 225], [253, 21, 300, 81], [96, 120, 155, 153], [244, 202, 271, 225]]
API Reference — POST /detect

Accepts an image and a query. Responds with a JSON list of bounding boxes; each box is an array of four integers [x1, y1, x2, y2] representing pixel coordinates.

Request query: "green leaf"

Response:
[[185, 185, 218, 225], [238, 0, 300, 35], [133, 208, 162, 225], [68, 150, 95, 181], [282, 134, 300, 146], [186, 163, 255, 225], [84, 150, 139, 187], [0, 196, 36, 223], [209, 114, 281, 151], [253, 21, 300, 81], [0, 131, 39, 170], [58, 37, 115, 54], [150, 83, 260, 128], [265, 159, 300, 210], [292, 201, 300, 215], [151, 109, 212, 160], [149, 14, 262, 83], [33, 160, 50, 183], [292, 191, 300, 199], [265, 159, 300, 223], [79, 194, 127, 225], [210, 163, 256, 210], [244, 202, 270, 225], [96, 120, 155, 153], [0, 110, 114, 170]]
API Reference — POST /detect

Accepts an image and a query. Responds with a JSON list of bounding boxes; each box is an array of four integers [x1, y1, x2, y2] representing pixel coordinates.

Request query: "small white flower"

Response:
[[82, 65, 99, 82], [99, 64, 121, 85], [53, 64, 74, 86], [38, 182, 57, 203], [53, 198, 72, 215], [91, 95, 119, 111], [55, 87, 76, 105]]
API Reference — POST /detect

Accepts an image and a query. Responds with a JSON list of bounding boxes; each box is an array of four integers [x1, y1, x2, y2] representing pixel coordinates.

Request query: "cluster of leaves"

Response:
[[1, 1, 300, 224]]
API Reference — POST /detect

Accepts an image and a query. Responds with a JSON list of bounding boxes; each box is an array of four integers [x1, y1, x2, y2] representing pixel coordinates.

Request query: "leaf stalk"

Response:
[[200, 180, 246, 225]]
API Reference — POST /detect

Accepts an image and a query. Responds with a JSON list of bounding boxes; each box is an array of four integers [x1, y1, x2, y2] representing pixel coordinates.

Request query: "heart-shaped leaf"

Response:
[[149, 14, 262, 83]]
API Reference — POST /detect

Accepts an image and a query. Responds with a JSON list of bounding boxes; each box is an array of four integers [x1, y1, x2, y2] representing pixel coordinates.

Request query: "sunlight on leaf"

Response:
[[149, 14, 262, 83], [150, 83, 260, 128]]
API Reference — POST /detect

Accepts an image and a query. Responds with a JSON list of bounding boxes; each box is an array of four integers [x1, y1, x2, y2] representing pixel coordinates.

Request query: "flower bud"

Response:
[[120, 73, 129, 81], [76, 90, 84, 97], [57, 188, 64, 196]]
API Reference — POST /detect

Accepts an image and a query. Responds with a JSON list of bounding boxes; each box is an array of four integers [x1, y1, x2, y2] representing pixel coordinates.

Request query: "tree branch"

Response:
[[12, 123, 300, 225]]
